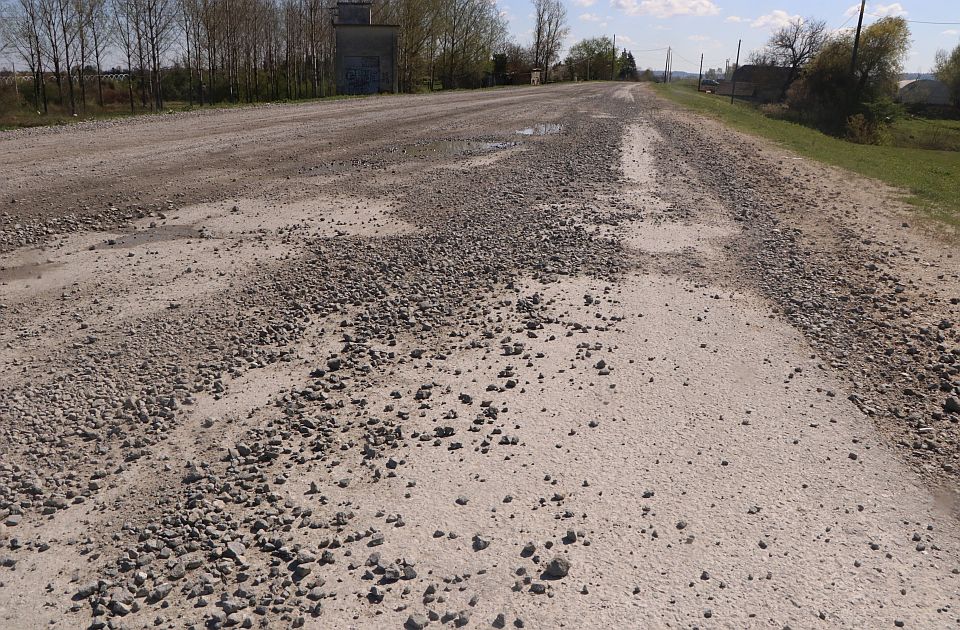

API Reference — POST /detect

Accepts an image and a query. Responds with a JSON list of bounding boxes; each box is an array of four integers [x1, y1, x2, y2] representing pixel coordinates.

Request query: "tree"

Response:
[[564, 36, 611, 81], [787, 17, 910, 138], [531, 0, 566, 82], [934, 44, 960, 108], [502, 41, 531, 75], [768, 17, 827, 94], [851, 16, 909, 99], [617, 49, 636, 80], [3, 0, 514, 116], [6, 0, 49, 109], [704, 67, 721, 80]]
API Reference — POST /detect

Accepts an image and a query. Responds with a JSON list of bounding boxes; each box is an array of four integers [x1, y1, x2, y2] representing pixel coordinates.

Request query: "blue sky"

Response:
[[501, 1, 960, 74]]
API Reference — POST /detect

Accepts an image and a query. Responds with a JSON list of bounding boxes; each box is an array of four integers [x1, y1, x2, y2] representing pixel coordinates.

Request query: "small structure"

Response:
[[530, 69, 542, 86], [897, 79, 951, 106], [718, 64, 793, 102], [334, 0, 398, 95]]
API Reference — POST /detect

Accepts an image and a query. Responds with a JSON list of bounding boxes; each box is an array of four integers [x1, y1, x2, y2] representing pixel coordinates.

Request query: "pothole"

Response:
[[516, 123, 562, 136], [404, 140, 516, 157], [0, 260, 64, 282], [94, 224, 211, 249]]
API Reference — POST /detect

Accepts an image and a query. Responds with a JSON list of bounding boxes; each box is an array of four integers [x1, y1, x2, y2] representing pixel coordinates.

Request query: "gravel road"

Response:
[[1, 83, 958, 629]]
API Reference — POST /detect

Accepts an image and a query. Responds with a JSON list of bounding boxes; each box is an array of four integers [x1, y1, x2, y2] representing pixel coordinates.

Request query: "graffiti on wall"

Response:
[[344, 57, 381, 94]]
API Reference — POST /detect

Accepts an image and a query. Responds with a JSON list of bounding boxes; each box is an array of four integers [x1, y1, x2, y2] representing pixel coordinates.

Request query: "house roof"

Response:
[[731, 64, 792, 85]]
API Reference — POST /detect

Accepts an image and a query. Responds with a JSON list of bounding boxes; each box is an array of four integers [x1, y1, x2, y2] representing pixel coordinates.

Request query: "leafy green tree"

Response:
[[564, 36, 614, 81], [934, 44, 960, 107], [617, 49, 637, 80]]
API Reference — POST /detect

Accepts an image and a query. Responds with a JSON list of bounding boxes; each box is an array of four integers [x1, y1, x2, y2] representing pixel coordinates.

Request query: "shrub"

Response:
[[787, 17, 909, 135], [845, 113, 882, 144]]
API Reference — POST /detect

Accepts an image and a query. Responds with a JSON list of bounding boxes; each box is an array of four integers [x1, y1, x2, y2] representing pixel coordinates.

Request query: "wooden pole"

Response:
[[730, 39, 741, 104], [850, 0, 867, 77], [611, 34, 616, 81], [664, 47, 669, 83], [697, 53, 703, 92]]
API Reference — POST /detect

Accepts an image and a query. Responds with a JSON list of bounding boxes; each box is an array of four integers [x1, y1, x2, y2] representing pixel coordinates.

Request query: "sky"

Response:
[[502, 1, 960, 74]]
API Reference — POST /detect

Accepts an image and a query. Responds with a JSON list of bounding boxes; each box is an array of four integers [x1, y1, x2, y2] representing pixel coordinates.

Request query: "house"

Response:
[[717, 65, 793, 102], [897, 79, 951, 106]]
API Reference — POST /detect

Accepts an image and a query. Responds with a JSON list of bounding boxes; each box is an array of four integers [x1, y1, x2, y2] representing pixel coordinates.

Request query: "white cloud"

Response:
[[579, 12, 601, 21], [610, 0, 720, 19], [751, 10, 799, 30], [870, 2, 907, 17], [688, 34, 710, 41], [618, 34, 635, 44], [844, 3, 907, 19], [574, 0, 598, 7], [943, 29, 959, 36], [725, 15, 745, 23]]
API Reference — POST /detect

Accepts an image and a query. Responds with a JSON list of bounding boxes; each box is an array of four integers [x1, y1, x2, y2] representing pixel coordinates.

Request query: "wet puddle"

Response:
[[405, 140, 516, 157], [516, 123, 562, 136], [0, 261, 64, 282], [95, 224, 210, 249]]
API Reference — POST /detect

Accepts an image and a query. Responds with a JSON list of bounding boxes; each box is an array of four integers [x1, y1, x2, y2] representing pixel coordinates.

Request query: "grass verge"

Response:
[[652, 82, 959, 227]]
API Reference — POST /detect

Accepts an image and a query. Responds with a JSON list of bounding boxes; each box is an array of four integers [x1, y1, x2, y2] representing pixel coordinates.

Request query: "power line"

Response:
[[836, 13, 857, 30], [865, 12, 960, 25]]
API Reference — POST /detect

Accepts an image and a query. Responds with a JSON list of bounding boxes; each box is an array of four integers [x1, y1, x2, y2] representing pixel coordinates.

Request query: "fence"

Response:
[[0, 73, 130, 85]]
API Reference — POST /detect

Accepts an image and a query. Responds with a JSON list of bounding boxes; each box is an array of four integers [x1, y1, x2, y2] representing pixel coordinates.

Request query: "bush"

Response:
[[859, 98, 902, 126], [845, 113, 887, 144], [787, 17, 909, 135]]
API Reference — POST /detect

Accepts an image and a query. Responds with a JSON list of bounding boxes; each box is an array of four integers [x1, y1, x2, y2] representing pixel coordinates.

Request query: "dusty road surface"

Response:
[[1, 83, 959, 629]]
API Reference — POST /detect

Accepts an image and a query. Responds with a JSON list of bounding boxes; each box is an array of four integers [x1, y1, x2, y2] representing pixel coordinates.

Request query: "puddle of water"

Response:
[[516, 123, 562, 136], [96, 224, 209, 249], [405, 140, 515, 157], [0, 261, 64, 282]]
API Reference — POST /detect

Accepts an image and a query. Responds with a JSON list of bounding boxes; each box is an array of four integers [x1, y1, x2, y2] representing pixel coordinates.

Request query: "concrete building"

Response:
[[334, 1, 399, 95]]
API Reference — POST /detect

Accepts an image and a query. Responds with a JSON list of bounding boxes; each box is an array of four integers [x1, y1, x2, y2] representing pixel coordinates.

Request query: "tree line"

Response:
[[0, 0, 564, 114]]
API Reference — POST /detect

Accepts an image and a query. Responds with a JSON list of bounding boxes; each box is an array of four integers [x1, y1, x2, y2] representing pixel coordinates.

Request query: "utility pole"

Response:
[[612, 34, 616, 81], [850, 0, 867, 78], [664, 47, 670, 83], [697, 53, 703, 92], [730, 39, 741, 104]]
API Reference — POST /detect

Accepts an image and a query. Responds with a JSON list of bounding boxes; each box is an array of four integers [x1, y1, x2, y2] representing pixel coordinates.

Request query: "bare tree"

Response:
[[6, 0, 516, 117], [54, 0, 80, 113], [8, 0, 49, 109], [87, 0, 109, 105], [766, 16, 827, 96], [531, 0, 565, 81], [113, 0, 138, 110]]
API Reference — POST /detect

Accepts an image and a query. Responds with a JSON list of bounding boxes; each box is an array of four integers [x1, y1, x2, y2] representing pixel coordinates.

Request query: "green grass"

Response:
[[0, 84, 535, 131], [890, 116, 960, 152], [0, 97, 361, 130], [652, 82, 960, 228]]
